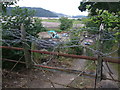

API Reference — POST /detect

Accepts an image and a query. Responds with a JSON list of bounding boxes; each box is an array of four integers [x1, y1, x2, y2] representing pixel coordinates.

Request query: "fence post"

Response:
[[96, 23, 104, 82], [0, 7, 2, 90], [118, 37, 120, 88], [21, 23, 32, 68]]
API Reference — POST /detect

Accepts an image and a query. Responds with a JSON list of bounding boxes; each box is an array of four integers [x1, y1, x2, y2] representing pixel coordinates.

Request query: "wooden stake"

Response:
[[21, 23, 32, 68], [96, 23, 104, 82]]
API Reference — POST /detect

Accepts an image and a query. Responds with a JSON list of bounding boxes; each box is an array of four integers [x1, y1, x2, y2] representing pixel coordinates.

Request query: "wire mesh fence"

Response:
[[1, 25, 120, 88]]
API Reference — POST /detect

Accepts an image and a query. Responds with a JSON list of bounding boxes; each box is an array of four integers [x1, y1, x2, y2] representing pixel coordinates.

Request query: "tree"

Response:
[[2, 6, 46, 69], [78, 1, 120, 33], [3, 6, 35, 28], [59, 17, 73, 30], [79, 1, 120, 67], [1, 0, 19, 14], [2, 6, 46, 36], [78, 2, 120, 15]]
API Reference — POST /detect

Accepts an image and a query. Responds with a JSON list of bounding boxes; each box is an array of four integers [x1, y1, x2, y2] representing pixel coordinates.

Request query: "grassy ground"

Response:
[[41, 18, 84, 33], [85, 47, 96, 72], [46, 28, 62, 32], [85, 60, 96, 72], [110, 63, 119, 74], [42, 19, 82, 24], [42, 19, 59, 23], [73, 20, 82, 24], [109, 44, 120, 77], [109, 60, 120, 79]]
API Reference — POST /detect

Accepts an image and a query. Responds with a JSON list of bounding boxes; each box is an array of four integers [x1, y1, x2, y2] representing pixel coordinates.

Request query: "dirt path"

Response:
[[26, 59, 86, 88], [49, 59, 86, 88]]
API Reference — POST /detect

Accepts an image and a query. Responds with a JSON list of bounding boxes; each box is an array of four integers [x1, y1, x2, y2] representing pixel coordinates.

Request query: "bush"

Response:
[[82, 17, 98, 27], [67, 29, 83, 55], [59, 17, 73, 30]]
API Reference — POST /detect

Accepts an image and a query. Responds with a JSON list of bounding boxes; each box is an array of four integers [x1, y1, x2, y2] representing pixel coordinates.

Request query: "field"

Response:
[[41, 19, 84, 30], [42, 19, 82, 24]]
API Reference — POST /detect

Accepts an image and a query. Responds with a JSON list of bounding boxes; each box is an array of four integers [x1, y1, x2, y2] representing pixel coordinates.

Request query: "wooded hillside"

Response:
[[7, 7, 58, 17]]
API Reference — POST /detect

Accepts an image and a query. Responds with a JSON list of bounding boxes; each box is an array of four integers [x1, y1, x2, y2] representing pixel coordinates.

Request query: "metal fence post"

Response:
[[21, 23, 32, 69]]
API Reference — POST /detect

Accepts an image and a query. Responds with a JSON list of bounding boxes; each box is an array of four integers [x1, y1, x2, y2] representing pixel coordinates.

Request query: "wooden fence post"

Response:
[[96, 23, 104, 82], [118, 37, 120, 88], [21, 23, 32, 68], [0, 8, 2, 90]]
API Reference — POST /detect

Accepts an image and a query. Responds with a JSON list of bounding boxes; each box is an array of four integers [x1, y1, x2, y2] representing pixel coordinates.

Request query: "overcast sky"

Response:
[[15, 0, 88, 16]]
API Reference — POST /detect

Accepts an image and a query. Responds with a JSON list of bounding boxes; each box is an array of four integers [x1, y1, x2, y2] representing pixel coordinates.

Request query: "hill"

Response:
[[53, 12, 70, 17], [7, 7, 58, 17]]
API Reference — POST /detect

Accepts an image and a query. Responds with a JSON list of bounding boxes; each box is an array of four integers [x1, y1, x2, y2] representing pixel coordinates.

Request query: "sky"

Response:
[[15, 0, 88, 16]]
